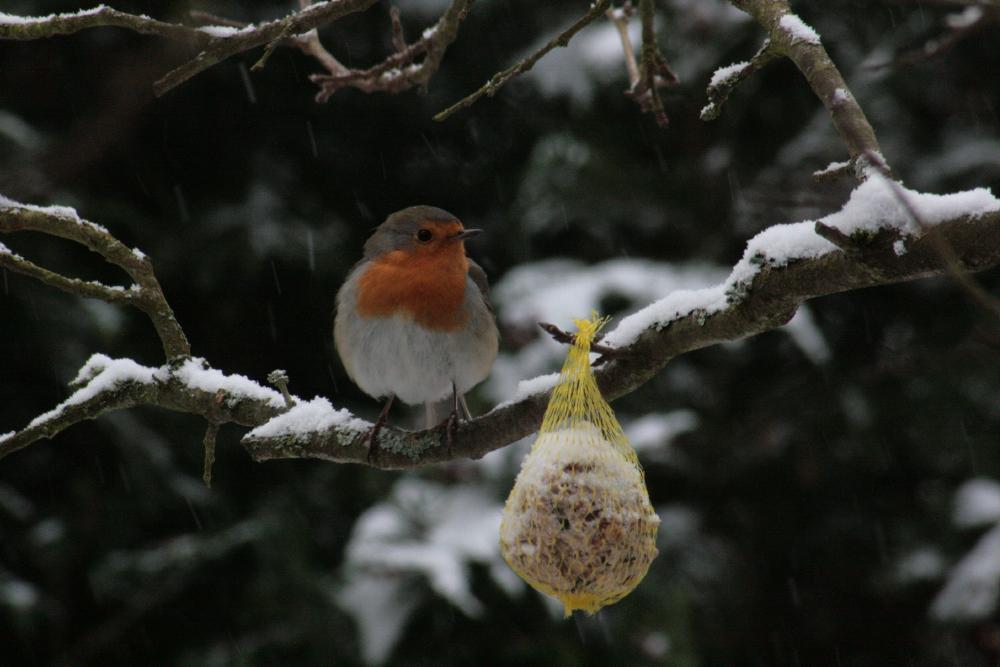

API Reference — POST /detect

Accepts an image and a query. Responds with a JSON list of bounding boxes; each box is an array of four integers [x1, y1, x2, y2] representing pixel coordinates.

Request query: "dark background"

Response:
[[2, 0, 1000, 664]]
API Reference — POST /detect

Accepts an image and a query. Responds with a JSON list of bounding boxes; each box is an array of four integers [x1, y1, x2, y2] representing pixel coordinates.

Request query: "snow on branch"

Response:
[[309, 0, 474, 101], [0, 196, 190, 359], [0, 0, 483, 104], [0, 354, 297, 462], [4, 180, 1000, 469], [244, 180, 1000, 468], [0, 1, 404, 97], [715, 0, 884, 173], [0, 5, 201, 42], [701, 40, 778, 121]]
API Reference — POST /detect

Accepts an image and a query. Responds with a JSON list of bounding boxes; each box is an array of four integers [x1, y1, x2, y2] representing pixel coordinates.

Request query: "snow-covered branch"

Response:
[[0, 197, 189, 359], [717, 0, 885, 173], [244, 179, 1000, 468], [3, 181, 1000, 469], [0, 1, 424, 98], [309, 0, 474, 101], [0, 355, 289, 462], [0, 5, 203, 42]]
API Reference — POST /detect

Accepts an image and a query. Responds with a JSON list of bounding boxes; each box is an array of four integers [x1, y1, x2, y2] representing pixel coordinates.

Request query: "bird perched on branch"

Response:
[[334, 206, 499, 451]]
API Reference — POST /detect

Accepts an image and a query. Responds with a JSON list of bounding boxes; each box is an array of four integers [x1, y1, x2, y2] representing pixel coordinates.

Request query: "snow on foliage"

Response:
[[931, 479, 1000, 621], [336, 478, 515, 665], [526, 19, 641, 105], [932, 522, 1000, 621], [0, 577, 39, 613], [894, 547, 946, 584], [604, 179, 1000, 348], [626, 410, 698, 460], [946, 6, 984, 29], [953, 478, 1000, 529], [245, 396, 368, 439]]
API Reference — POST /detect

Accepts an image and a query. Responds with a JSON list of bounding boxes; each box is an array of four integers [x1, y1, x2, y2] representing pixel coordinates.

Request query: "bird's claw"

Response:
[[438, 410, 460, 456], [363, 414, 392, 464]]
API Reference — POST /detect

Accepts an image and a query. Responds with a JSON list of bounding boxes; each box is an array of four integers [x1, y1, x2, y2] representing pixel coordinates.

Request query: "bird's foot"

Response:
[[437, 410, 460, 457], [364, 415, 391, 465]]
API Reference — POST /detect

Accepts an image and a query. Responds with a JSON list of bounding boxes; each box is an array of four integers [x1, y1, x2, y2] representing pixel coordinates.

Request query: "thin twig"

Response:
[[310, 0, 474, 101], [152, 0, 381, 96], [701, 40, 779, 121], [867, 5, 997, 70], [267, 370, 296, 409], [606, 5, 640, 87], [202, 422, 219, 488], [630, 0, 677, 127], [539, 322, 627, 366], [434, 0, 612, 121], [728, 0, 886, 174], [814, 222, 863, 254]]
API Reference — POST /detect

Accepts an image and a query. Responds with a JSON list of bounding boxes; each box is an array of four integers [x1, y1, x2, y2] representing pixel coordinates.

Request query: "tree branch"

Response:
[[0, 355, 289, 461], [0, 200, 190, 359], [606, 1, 678, 127], [0, 5, 204, 42], [4, 192, 1000, 469], [309, 0, 474, 101], [0, 1, 382, 97], [869, 4, 998, 70], [701, 40, 779, 121], [724, 0, 886, 173], [243, 198, 1000, 468], [434, 0, 612, 122], [152, 0, 380, 96]]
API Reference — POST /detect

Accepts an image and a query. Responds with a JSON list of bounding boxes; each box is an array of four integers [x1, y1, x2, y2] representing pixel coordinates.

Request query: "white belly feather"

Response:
[[334, 270, 498, 405]]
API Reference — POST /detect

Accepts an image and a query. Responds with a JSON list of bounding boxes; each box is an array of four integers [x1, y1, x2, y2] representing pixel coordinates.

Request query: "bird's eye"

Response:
[[416, 228, 433, 243]]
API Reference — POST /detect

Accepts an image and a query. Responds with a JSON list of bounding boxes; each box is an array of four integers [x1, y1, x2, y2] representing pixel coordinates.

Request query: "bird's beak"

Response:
[[451, 228, 483, 241]]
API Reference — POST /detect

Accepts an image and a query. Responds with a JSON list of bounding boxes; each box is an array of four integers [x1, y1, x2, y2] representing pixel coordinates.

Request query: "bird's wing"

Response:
[[467, 259, 494, 315]]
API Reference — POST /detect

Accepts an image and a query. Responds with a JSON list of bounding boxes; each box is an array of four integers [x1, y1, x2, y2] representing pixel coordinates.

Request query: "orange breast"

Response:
[[356, 249, 470, 331]]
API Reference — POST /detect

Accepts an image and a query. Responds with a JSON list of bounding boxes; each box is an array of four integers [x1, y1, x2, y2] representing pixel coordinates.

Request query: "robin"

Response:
[[334, 206, 499, 450]]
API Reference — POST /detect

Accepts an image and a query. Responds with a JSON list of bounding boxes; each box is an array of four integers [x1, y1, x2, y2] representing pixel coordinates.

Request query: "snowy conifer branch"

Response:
[[433, 0, 613, 122], [309, 0, 474, 101], [0, 200, 190, 360], [727, 0, 885, 172]]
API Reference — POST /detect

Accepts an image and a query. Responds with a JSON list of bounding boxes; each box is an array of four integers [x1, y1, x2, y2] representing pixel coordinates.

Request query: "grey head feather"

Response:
[[363, 205, 459, 259]]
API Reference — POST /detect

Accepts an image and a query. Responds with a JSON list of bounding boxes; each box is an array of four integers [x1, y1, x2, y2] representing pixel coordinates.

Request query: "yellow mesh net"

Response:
[[499, 314, 660, 616]]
